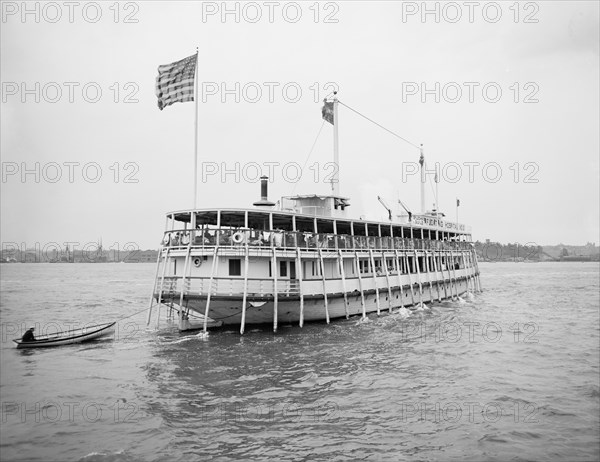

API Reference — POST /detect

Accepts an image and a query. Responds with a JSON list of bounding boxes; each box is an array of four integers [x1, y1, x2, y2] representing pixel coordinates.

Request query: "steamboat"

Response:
[[146, 94, 481, 333]]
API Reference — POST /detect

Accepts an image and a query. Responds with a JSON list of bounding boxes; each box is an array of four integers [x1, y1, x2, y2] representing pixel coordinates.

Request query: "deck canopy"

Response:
[[167, 208, 471, 241]]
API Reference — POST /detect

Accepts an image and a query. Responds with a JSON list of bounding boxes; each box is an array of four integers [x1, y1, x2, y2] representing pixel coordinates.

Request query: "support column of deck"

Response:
[[473, 247, 482, 292], [155, 248, 171, 329], [469, 250, 476, 293], [240, 236, 250, 335], [382, 251, 393, 312], [413, 249, 424, 305], [466, 250, 474, 293], [404, 252, 416, 306], [461, 250, 473, 294], [203, 245, 220, 332], [425, 251, 434, 302], [338, 250, 349, 318], [450, 249, 460, 299], [146, 246, 164, 325], [368, 249, 381, 315], [272, 246, 279, 332], [431, 249, 442, 302], [440, 250, 452, 299], [296, 248, 305, 327], [177, 241, 193, 330], [355, 252, 366, 318], [318, 248, 330, 324], [394, 250, 405, 311], [440, 253, 449, 300], [150, 215, 171, 327], [445, 251, 456, 300], [472, 249, 482, 292]]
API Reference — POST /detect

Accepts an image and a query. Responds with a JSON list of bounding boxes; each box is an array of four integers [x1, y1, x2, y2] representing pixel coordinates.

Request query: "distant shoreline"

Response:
[[2, 243, 598, 264]]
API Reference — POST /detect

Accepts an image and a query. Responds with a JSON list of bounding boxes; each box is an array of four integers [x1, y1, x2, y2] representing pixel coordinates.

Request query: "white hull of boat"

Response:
[[168, 277, 472, 329]]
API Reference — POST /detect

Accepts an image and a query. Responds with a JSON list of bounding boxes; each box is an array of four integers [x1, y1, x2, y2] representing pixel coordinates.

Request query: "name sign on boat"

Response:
[[412, 216, 467, 232]]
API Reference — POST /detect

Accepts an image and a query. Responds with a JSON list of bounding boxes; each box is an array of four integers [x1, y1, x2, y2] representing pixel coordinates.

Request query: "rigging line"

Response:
[[337, 100, 421, 150], [429, 177, 437, 209], [291, 120, 326, 195], [426, 161, 438, 208], [115, 305, 154, 323]]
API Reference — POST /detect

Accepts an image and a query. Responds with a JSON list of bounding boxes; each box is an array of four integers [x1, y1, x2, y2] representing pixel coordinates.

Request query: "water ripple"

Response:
[[0, 262, 599, 461]]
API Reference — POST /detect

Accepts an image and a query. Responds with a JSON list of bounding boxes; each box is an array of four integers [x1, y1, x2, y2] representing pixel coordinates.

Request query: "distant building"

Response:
[[122, 250, 158, 263]]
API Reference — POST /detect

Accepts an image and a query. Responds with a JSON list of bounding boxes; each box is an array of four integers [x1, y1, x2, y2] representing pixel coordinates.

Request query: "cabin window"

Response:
[[374, 259, 382, 275], [387, 258, 395, 272], [280, 260, 287, 277], [229, 259, 241, 276], [359, 259, 370, 274], [311, 261, 321, 277]]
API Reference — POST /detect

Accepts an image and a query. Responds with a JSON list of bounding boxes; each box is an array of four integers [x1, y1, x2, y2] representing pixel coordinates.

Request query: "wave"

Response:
[[79, 449, 142, 462]]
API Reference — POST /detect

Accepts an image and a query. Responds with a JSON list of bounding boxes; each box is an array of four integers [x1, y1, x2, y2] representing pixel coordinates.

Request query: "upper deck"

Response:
[[163, 205, 472, 244], [161, 188, 473, 253]]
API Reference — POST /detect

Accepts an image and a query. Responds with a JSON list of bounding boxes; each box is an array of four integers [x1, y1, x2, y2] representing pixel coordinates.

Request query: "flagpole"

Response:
[[435, 169, 439, 217], [419, 145, 425, 213], [332, 91, 339, 196], [193, 48, 199, 210]]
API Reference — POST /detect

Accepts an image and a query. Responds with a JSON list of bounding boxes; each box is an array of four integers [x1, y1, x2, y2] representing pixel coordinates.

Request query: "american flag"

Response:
[[321, 101, 334, 125], [155, 53, 196, 111]]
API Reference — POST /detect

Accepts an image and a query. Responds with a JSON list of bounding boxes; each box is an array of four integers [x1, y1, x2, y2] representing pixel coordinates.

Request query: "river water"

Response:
[[0, 262, 598, 461]]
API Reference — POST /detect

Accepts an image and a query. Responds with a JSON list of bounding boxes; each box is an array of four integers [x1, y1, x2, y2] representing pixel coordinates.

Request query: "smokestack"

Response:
[[253, 176, 275, 207]]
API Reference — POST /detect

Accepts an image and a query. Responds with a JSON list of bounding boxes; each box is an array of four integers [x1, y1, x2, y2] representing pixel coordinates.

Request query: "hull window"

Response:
[[229, 259, 241, 276]]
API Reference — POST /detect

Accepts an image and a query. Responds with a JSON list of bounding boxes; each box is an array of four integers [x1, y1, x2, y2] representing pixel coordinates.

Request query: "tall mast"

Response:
[[419, 144, 425, 213], [332, 92, 339, 196], [193, 48, 199, 210], [435, 168, 439, 217]]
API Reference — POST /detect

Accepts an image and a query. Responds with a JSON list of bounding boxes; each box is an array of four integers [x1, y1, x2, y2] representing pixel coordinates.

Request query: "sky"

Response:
[[1, 0, 599, 251]]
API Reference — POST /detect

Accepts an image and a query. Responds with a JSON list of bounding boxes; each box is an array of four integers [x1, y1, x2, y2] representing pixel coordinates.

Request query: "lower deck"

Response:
[[159, 274, 474, 327], [148, 245, 482, 332]]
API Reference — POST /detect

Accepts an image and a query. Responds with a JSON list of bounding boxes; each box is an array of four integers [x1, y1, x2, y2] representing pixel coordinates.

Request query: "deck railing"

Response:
[[156, 276, 300, 297], [162, 228, 474, 252]]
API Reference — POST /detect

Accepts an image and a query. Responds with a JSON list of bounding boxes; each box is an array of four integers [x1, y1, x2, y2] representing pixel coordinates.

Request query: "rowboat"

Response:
[[12, 322, 116, 349]]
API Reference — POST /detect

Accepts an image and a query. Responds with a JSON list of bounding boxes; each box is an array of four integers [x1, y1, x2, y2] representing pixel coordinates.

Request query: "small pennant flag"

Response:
[[156, 53, 196, 111], [456, 198, 460, 207], [321, 101, 334, 125]]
